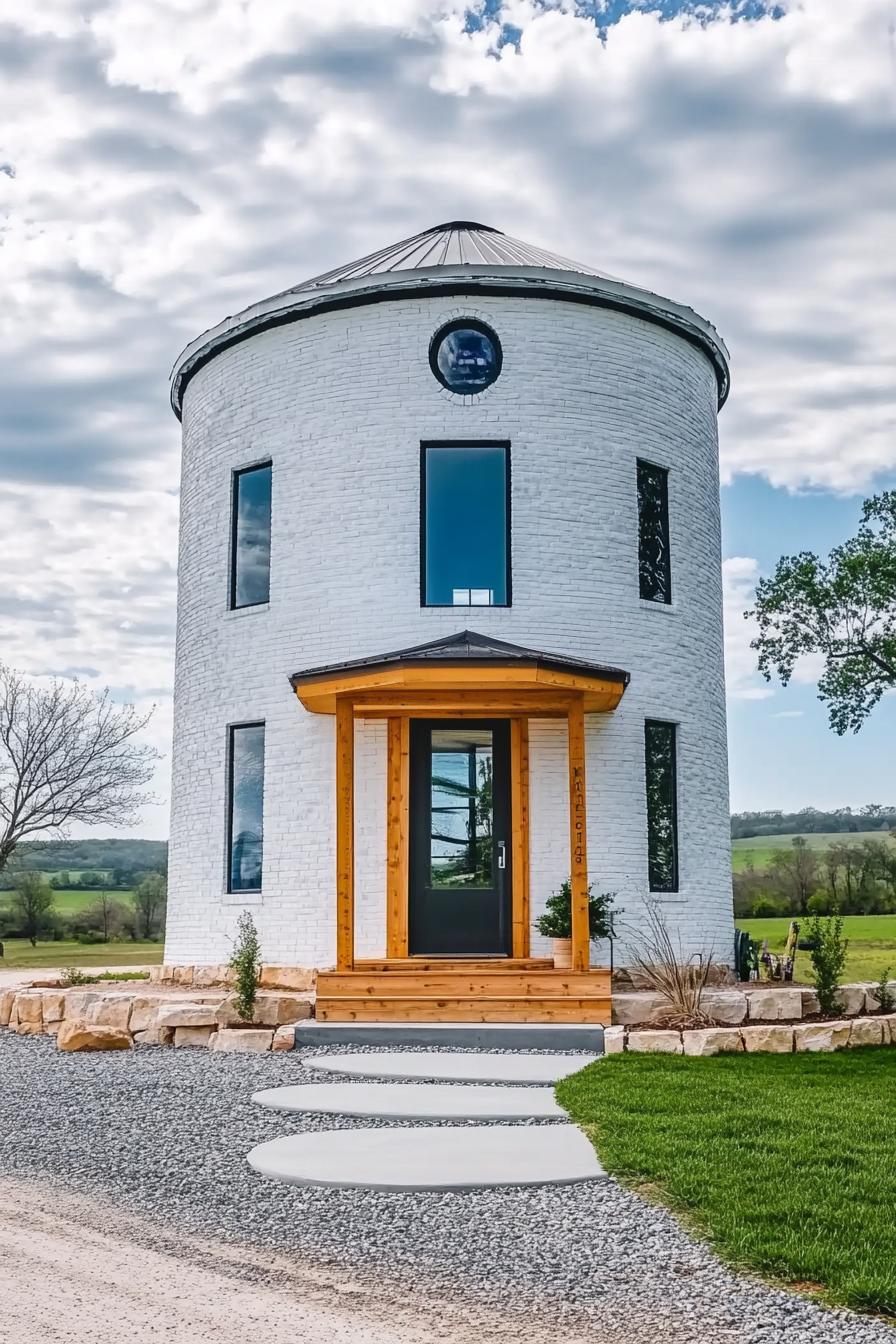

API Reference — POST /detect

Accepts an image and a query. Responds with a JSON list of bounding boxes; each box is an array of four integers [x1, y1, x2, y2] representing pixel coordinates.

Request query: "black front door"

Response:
[[408, 720, 512, 957]]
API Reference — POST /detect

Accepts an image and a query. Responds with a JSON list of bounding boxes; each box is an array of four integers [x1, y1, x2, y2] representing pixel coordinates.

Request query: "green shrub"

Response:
[[806, 912, 849, 1016], [229, 910, 261, 1022], [533, 881, 616, 940], [872, 967, 895, 1015], [806, 890, 834, 916], [750, 895, 781, 918]]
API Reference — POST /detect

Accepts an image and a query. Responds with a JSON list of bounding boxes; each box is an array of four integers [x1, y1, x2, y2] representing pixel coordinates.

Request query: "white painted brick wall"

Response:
[[165, 292, 733, 968]]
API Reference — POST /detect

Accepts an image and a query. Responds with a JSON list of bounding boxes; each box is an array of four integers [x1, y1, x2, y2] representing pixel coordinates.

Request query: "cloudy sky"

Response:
[[1, 0, 894, 839]]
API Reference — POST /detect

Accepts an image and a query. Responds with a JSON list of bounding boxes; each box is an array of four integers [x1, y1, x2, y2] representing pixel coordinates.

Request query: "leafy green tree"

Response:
[[748, 491, 896, 733], [10, 872, 56, 947], [133, 871, 167, 940]]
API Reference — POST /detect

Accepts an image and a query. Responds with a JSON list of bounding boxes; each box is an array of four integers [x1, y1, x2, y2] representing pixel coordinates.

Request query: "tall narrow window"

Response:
[[227, 723, 265, 892], [231, 464, 272, 609], [645, 720, 678, 892], [637, 460, 671, 604], [422, 442, 510, 606]]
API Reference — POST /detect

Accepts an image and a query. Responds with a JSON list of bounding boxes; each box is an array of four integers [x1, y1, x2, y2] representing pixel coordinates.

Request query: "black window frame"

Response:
[[429, 318, 503, 395], [419, 439, 512, 609], [644, 718, 679, 893], [226, 720, 265, 894], [229, 461, 273, 611], [637, 458, 672, 605]]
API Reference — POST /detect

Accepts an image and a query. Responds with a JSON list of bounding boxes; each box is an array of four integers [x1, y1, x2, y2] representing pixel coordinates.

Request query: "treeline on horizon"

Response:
[[731, 806, 896, 840]]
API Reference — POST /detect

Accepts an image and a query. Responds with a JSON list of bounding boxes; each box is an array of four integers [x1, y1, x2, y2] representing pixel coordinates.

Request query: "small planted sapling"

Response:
[[229, 910, 262, 1022], [806, 912, 848, 1017]]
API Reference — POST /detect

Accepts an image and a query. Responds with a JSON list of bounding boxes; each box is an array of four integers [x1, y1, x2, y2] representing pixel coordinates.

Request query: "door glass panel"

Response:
[[429, 727, 494, 888]]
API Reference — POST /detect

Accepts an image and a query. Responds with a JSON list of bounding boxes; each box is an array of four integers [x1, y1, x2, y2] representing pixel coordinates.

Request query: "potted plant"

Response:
[[534, 880, 616, 969]]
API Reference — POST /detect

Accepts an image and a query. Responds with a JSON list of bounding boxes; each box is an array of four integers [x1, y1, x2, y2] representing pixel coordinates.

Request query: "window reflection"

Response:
[[423, 444, 509, 606], [430, 728, 493, 888], [645, 719, 678, 891], [229, 723, 265, 892], [232, 464, 272, 609], [637, 460, 671, 604], [431, 323, 502, 394]]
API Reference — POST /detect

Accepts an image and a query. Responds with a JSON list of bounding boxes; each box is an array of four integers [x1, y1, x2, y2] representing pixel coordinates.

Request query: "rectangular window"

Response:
[[230, 464, 272, 609], [421, 441, 510, 606], [227, 723, 265, 892], [645, 719, 678, 892], [637, 460, 671, 604]]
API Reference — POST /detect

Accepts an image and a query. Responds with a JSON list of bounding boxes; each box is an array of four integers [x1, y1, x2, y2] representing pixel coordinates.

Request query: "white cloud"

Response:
[[0, 0, 893, 828], [723, 556, 775, 701]]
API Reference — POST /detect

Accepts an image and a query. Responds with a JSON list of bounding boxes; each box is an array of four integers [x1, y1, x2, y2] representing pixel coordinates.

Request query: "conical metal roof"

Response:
[[284, 221, 616, 294], [171, 220, 730, 416]]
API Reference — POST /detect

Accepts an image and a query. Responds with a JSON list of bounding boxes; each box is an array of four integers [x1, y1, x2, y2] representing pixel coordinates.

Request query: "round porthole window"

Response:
[[430, 319, 502, 395]]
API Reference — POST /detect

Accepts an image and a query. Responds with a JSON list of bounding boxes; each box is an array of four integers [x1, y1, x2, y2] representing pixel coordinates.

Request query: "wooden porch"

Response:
[[290, 632, 627, 1025]]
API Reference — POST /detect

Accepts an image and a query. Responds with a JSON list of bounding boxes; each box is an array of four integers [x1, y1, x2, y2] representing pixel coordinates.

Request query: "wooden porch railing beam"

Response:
[[335, 695, 355, 971], [567, 695, 590, 972]]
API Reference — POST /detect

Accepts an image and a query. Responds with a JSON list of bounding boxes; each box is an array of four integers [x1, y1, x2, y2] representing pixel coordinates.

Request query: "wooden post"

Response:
[[567, 695, 590, 972], [510, 718, 530, 958], [386, 715, 409, 957], [335, 696, 355, 971]]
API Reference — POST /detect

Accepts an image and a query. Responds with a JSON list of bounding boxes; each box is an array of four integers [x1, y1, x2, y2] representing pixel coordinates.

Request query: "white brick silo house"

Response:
[[165, 221, 733, 1022]]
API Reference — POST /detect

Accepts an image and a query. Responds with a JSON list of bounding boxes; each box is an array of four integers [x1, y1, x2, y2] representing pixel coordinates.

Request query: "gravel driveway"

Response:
[[0, 1033, 889, 1344]]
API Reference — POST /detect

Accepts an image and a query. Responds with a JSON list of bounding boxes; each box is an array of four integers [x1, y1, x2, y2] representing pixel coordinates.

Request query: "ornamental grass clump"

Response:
[[229, 910, 261, 1022], [807, 911, 848, 1017], [625, 900, 716, 1030]]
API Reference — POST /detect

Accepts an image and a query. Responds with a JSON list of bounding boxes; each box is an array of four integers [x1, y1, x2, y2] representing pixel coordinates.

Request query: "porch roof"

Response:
[[289, 630, 629, 714]]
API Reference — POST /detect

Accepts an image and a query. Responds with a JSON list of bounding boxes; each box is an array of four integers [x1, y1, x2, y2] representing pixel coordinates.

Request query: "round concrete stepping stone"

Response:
[[247, 1124, 605, 1190], [252, 1082, 564, 1120], [303, 1050, 596, 1085]]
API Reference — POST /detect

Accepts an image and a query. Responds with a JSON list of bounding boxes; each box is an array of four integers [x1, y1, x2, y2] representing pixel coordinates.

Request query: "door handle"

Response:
[[497, 840, 506, 870]]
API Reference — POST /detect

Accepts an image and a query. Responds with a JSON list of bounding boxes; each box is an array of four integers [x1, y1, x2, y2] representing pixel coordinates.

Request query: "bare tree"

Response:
[[0, 666, 158, 876], [10, 872, 56, 947], [770, 836, 820, 914]]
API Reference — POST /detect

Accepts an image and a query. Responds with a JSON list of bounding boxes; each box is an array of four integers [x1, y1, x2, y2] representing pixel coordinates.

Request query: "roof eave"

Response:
[[170, 265, 730, 419]]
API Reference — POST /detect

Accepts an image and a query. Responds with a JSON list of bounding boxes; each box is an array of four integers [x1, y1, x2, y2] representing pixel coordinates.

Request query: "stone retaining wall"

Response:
[[149, 964, 315, 991], [0, 983, 311, 1053], [605, 1015, 896, 1056], [613, 982, 894, 1026]]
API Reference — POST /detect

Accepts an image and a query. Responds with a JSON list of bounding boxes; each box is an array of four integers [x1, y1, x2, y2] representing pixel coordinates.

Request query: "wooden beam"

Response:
[[567, 695, 590, 973], [352, 691, 576, 717], [335, 696, 355, 971], [294, 665, 627, 715], [385, 716, 409, 958], [510, 718, 530, 958]]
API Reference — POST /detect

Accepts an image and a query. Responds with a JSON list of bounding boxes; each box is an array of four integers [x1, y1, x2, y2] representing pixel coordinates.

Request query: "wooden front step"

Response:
[[315, 965, 611, 1024], [316, 997, 612, 1024], [353, 958, 553, 973], [320, 972, 608, 998]]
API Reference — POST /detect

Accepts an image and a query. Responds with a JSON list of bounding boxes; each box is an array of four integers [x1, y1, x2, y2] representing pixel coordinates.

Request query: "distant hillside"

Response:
[[731, 808, 896, 840], [10, 838, 167, 874]]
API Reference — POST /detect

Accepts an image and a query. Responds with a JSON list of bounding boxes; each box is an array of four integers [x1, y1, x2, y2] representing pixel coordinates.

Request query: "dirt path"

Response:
[[0, 1177, 590, 1344]]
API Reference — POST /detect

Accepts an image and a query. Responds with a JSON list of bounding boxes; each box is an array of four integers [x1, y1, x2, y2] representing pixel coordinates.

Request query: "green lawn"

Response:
[[46, 887, 135, 914], [0, 938, 162, 969], [737, 913, 896, 982], [732, 830, 888, 872], [558, 1051, 896, 1316]]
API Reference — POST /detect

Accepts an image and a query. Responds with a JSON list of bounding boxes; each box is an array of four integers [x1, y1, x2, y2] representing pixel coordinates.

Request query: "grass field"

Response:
[[557, 1050, 896, 1317], [731, 830, 889, 872], [0, 938, 163, 969], [737, 913, 896, 982]]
